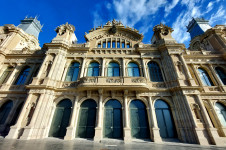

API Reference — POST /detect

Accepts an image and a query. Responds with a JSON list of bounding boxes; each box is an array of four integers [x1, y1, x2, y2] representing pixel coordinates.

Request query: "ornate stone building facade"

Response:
[[0, 17, 226, 145]]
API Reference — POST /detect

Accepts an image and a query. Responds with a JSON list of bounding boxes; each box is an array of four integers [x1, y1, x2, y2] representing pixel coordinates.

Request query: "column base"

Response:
[[152, 128, 162, 143], [94, 127, 102, 142], [123, 127, 131, 143], [5, 126, 20, 139], [194, 128, 209, 145], [64, 127, 75, 140], [207, 128, 224, 145], [20, 126, 34, 140]]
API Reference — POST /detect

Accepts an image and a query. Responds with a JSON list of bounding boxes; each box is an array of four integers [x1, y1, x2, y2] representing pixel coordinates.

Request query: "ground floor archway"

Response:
[[155, 100, 176, 138], [76, 99, 97, 138], [129, 100, 150, 139], [49, 99, 72, 138], [104, 99, 123, 139]]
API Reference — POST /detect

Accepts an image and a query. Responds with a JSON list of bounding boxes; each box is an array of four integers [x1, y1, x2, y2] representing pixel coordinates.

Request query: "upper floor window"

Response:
[[198, 68, 214, 86], [215, 102, 226, 126], [148, 62, 163, 82], [215, 67, 226, 85], [14, 66, 31, 85], [0, 67, 13, 84], [96, 38, 131, 49], [65, 62, 80, 81], [108, 62, 120, 77], [87, 62, 99, 76], [127, 62, 140, 77]]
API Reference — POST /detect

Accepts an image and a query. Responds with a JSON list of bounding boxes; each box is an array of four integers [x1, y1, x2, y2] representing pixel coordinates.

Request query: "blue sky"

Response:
[[0, 0, 225, 48]]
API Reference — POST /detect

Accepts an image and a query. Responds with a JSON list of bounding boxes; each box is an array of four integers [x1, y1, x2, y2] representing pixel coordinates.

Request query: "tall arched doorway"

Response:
[[154, 100, 176, 138], [129, 100, 150, 139], [104, 99, 123, 139], [49, 99, 72, 138], [76, 99, 97, 138]]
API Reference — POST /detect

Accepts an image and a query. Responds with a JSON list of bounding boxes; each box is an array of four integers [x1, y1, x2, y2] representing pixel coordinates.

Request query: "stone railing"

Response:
[[203, 86, 221, 92], [0, 84, 26, 91], [60, 76, 148, 89]]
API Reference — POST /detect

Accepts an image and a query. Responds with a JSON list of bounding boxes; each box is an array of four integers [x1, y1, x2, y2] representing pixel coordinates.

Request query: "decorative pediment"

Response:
[[84, 19, 143, 42]]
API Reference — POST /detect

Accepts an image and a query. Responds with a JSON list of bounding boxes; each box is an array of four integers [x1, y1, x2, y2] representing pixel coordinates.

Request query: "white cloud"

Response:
[[164, 0, 180, 17], [93, 10, 104, 27], [112, 0, 167, 27], [209, 5, 226, 25], [92, 0, 225, 47]]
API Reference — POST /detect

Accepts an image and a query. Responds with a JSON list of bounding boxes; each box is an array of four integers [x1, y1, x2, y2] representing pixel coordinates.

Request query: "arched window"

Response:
[[65, 62, 80, 81], [0, 101, 13, 124], [148, 62, 163, 82], [127, 62, 140, 77], [87, 62, 99, 76], [14, 67, 31, 85], [198, 68, 214, 86], [214, 102, 226, 126], [215, 67, 226, 85], [108, 62, 120, 77], [0, 67, 13, 84]]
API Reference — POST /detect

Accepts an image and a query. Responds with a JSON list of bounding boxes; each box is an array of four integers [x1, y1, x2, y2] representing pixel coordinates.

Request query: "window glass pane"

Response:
[[93, 67, 99, 76], [122, 42, 125, 48], [215, 103, 226, 126], [128, 68, 133, 77], [65, 62, 80, 81], [148, 62, 163, 82], [134, 68, 140, 77], [0, 67, 13, 84], [107, 41, 111, 48], [103, 42, 106, 48], [112, 42, 115, 48], [15, 67, 30, 85], [198, 68, 214, 86], [108, 68, 113, 77], [117, 41, 120, 48], [114, 68, 120, 76], [98, 43, 101, 48], [127, 44, 130, 48], [87, 68, 93, 77], [215, 67, 226, 85]]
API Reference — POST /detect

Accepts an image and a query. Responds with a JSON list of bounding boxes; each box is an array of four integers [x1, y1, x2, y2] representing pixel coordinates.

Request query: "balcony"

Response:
[[61, 77, 166, 90]]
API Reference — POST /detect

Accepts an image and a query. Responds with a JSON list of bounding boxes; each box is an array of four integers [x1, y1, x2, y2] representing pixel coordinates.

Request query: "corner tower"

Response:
[[17, 16, 43, 39], [187, 18, 211, 40]]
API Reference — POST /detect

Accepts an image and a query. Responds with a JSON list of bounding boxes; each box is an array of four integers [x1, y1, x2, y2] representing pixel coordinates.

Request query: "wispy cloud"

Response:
[[92, 0, 226, 47], [164, 0, 180, 17], [209, 5, 226, 25]]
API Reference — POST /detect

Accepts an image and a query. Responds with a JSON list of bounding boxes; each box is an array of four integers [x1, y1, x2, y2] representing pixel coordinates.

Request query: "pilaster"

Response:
[[65, 96, 79, 140]]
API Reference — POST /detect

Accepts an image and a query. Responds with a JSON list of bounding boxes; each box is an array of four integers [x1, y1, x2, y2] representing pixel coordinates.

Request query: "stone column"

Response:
[[24, 65, 36, 84], [6, 94, 33, 139], [65, 96, 79, 140], [80, 58, 86, 78], [142, 58, 147, 78], [195, 95, 223, 145], [122, 58, 126, 77], [123, 92, 131, 143], [101, 58, 105, 76], [48, 54, 60, 78], [94, 90, 103, 142], [20, 93, 45, 140], [148, 97, 162, 142], [5, 64, 22, 85], [36, 55, 50, 78]]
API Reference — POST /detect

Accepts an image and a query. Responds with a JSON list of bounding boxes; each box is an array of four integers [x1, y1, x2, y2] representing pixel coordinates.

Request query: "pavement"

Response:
[[0, 137, 226, 150]]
